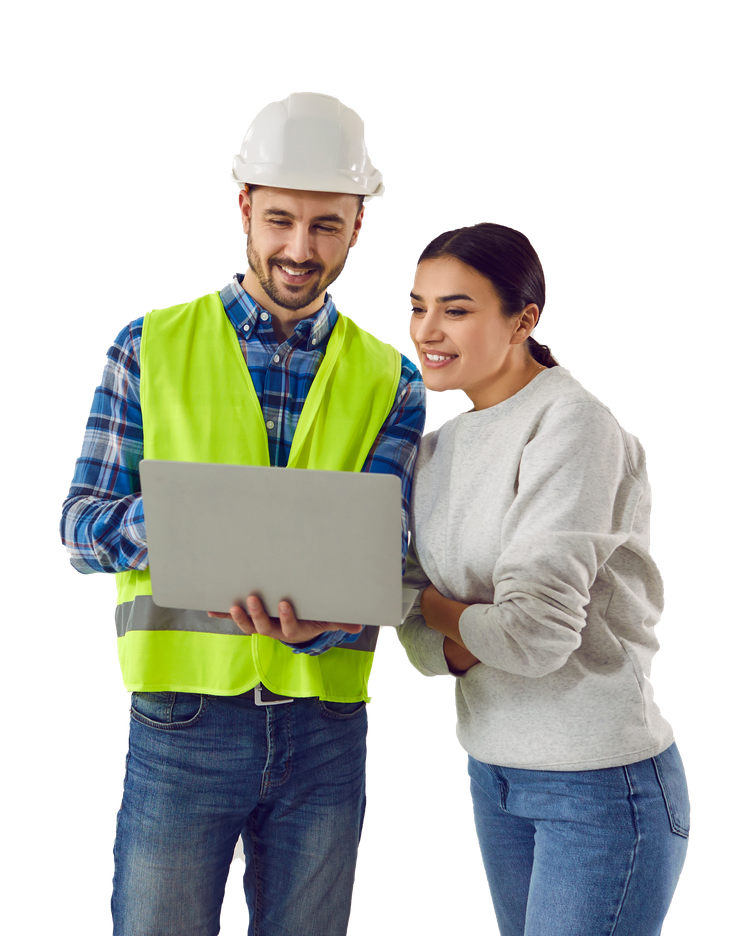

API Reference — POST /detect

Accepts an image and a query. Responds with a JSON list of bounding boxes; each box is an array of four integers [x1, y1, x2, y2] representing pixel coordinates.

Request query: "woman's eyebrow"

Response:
[[410, 292, 475, 303]]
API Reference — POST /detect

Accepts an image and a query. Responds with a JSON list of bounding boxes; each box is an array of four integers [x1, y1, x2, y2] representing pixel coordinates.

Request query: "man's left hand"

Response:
[[208, 596, 363, 643]]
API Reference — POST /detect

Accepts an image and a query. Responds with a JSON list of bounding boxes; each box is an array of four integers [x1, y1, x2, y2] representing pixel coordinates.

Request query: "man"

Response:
[[60, 92, 425, 936]]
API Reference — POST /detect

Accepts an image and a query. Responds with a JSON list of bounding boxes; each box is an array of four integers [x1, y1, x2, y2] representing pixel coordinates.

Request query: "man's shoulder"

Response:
[[110, 317, 144, 360], [147, 291, 223, 321], [111, 292, 225, 367]]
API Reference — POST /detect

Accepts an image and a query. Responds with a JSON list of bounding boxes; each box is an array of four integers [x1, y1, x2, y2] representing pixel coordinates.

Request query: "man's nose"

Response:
[[286, 226, 314, 263]]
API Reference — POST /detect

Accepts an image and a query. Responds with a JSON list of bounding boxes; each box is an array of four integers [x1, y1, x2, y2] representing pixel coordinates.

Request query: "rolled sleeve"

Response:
[[60, 320, 147, 574], [458, 403, 645, 677]]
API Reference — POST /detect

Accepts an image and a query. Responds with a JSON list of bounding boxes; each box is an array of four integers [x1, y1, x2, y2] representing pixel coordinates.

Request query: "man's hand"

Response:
[[208, 596, 363, 644]]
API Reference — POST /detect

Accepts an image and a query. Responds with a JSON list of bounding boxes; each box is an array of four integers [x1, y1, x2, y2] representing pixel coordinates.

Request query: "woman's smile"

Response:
[[410, 256, 541, 409], [422, 351, 458, 367]]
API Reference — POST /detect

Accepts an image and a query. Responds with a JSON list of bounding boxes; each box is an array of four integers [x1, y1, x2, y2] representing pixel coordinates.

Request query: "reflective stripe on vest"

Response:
[[115, 292, 401, 701]]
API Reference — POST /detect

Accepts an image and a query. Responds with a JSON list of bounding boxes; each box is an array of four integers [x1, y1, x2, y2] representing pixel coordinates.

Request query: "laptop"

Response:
[[139, 460, 417, 627]]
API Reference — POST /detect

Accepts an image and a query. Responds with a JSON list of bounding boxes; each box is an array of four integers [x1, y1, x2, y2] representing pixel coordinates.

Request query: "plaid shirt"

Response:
[[61, 277, 425, 654]]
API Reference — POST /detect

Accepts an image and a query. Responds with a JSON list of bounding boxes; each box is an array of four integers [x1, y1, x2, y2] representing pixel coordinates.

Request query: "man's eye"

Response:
[[316, 225, 337, 233]]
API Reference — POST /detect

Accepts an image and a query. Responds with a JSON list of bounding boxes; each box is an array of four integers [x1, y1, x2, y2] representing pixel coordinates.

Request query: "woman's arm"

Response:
[[419, 584, 480, 674]]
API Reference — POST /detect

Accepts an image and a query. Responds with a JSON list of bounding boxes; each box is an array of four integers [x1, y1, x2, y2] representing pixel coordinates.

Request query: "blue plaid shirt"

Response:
[[61, 276, 425, 655]]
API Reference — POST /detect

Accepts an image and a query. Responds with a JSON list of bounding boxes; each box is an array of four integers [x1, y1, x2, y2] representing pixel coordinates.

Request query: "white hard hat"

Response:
[[232, 92, 384, 200]]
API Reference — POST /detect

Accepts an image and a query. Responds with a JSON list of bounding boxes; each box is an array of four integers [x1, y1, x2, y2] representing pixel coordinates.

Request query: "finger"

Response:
[[319, 621, 363, 634], [337, 622, 363, 634], [207, 611, 232, 619], [277, 601, 304, 640], [228, 603, 258, 635], [277, 602, 363, 636], [246, 595, 280, 637]]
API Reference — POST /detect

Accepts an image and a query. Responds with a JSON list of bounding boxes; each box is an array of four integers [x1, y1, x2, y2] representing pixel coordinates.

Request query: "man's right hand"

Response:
[[208, 595, 363, 644]]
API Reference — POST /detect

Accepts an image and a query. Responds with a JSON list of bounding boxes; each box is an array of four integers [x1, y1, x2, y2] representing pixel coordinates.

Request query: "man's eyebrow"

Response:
[[410, 292, 475, 303], [262, 208, 347, 225]]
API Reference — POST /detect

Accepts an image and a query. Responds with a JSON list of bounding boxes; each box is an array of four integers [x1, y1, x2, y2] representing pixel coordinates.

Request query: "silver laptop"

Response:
[[139, 460, 417, 627]]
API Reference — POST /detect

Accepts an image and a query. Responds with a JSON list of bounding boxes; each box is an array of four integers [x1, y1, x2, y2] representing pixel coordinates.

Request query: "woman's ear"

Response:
[[511, 304, 540, 344]]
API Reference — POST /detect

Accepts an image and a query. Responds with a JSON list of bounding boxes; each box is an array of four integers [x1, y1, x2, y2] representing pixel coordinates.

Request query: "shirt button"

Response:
[[260, 312, 269, 321], [266, 420, 275, 430], [311, 337, 318, 346], [273, 355, 280, 363], [243, 324, 250, 331]]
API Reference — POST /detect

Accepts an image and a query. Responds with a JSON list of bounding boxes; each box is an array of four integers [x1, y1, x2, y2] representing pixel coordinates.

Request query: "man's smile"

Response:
[[274, 262, 320, 286]]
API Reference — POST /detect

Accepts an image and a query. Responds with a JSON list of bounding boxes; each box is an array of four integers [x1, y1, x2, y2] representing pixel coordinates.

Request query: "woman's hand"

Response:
[[420, 584, 480, 673]]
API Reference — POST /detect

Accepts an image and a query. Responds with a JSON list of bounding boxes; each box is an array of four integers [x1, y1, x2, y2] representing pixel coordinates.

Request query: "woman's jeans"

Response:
[[111, 691, 367, 936], [468, 743, 689, 936]]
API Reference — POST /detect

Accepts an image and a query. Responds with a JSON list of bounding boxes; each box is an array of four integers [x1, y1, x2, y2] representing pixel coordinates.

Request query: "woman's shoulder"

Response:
[[533, 367, 618, 425], [536, 369, 649, 477], [427, 367, 617, 442]]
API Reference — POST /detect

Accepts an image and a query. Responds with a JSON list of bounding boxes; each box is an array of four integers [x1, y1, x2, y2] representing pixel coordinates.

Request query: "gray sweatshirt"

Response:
[[399, 366, 674, 770]]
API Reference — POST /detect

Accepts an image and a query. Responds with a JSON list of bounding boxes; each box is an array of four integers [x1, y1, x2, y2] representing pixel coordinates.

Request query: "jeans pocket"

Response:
[[130, 691, 206, 730], [316, 699, 367, 719], [653, 743, 690, 837]]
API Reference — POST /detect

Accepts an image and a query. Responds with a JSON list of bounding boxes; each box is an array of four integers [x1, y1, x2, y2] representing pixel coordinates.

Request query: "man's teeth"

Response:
[[280, 265, 312, 276], [425, 352, 455, 361]]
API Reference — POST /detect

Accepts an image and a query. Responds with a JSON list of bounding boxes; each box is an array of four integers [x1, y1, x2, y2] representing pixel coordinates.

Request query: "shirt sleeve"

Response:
[[60, 320, 148, 573], [457, 402, 648, 678], [288, 356, 426, 655]]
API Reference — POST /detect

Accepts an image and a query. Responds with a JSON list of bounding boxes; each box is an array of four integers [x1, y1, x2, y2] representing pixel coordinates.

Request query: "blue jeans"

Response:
[[469, 743, 689, 936], [112, 691, 367, 936]]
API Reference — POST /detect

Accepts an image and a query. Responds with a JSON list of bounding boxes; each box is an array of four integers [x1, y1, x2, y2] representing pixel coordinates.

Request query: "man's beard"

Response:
[[246, 232, 349, 312]]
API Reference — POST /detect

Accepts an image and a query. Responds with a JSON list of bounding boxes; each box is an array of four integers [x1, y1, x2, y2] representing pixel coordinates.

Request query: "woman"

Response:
[[399, 223, 689, 936]]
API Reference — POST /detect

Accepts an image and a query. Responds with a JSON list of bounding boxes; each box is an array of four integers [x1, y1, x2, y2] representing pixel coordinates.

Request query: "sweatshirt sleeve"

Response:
[[397, 540, 452, 677], [458, 401, 645, 678]]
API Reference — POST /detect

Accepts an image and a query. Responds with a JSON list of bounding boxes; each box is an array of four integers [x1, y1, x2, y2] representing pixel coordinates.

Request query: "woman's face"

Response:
[[410, 256, 525, 410]]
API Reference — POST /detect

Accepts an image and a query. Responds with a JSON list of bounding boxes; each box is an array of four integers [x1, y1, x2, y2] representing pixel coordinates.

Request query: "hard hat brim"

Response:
[[232, 163, 384, 200]]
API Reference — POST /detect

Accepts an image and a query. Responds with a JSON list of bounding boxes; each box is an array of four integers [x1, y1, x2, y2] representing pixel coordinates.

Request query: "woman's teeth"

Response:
[[425, 352, 456, 361]]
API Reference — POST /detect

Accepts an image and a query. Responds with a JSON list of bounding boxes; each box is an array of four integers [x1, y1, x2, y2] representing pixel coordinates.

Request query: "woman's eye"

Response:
[[409, 306, 468, 318]]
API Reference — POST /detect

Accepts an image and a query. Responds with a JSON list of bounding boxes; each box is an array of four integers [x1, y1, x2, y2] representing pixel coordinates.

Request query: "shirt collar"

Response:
[[220, 274, 338, 350]]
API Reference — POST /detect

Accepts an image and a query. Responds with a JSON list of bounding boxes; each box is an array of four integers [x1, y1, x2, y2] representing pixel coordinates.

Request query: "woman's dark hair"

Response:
[[418, 222, 558, 367]]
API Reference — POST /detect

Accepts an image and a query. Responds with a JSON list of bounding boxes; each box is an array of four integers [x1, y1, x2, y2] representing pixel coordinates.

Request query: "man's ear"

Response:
[[349, 205, 365, 248], [239, 188, 252, 236]]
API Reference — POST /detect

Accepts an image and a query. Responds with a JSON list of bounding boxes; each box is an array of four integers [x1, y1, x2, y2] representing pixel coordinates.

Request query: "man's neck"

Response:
[[240, 269, 324, 343]]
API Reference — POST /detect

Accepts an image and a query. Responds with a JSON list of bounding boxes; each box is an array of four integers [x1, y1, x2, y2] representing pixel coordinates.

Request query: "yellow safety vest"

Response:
[[115, 292, 401, 701]]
